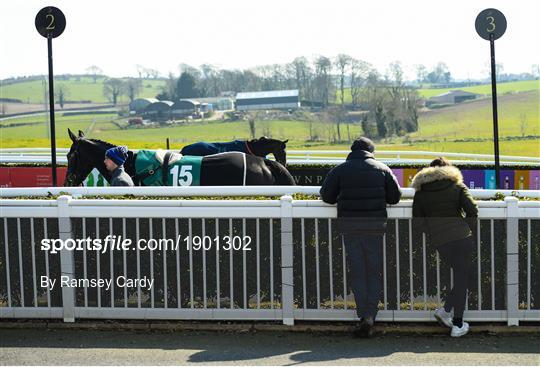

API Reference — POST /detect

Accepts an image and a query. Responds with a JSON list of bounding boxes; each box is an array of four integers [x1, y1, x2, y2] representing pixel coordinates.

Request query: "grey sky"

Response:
[[1, 0, 539, 80]]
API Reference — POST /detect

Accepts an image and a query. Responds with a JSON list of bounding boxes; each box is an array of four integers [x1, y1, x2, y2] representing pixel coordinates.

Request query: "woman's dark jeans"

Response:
[[437, 236, 474, 318]]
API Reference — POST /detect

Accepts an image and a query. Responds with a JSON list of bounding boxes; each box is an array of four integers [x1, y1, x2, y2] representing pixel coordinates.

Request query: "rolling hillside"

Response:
[[1, 76, 165, 104]]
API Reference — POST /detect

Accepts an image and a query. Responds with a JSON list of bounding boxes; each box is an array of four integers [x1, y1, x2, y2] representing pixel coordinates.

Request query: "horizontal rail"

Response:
[[2, 148, 539, 162], [287, 159, 540, 166], [1, 186, 539, 199], [288, 150, 540, 162], [2, 156, 539, 167], [1, 197, 539, 219]]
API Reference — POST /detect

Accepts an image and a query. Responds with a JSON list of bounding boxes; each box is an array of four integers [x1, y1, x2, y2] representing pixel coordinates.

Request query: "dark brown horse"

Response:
[[180, 137, 288, 165], [64, 129, 295, 186]]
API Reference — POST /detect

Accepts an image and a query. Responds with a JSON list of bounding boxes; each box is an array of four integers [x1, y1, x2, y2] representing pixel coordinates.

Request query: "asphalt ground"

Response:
[[1, 325, 539, 365]]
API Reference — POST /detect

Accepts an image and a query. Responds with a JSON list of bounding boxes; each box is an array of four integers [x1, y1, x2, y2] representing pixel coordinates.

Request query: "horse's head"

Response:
[[64, 129, 111, 186], [254, 136, 288, 166]]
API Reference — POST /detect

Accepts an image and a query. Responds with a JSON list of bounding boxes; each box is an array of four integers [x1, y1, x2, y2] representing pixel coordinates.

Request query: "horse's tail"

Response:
[[264, 160, 296, 185]]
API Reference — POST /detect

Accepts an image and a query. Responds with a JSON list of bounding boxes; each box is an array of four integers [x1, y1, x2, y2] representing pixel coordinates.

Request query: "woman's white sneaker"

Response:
[[434, 308, 453, 328], [451, 322, 470, 337]]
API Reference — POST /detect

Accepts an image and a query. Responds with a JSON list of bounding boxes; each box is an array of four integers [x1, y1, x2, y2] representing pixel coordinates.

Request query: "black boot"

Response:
[[362, 315, 375, 338], [352, 317, 365, 338], [353, 316, 374, 338]]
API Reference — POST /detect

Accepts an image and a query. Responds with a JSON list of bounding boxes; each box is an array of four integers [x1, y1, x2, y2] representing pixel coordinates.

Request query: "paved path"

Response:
[[1, 329, 539, 365]]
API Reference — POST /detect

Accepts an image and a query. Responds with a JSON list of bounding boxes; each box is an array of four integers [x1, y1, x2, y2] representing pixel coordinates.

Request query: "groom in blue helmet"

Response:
[[104, 146, 134, 186]]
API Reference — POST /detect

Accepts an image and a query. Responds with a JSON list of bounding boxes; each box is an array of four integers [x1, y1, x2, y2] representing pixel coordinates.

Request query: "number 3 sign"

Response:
[[35, 6, 66, 38], [475, 8, 506, 40]]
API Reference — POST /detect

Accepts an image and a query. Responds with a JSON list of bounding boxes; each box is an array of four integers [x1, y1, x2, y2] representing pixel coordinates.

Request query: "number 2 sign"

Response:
[[35, 6, 66, 38]]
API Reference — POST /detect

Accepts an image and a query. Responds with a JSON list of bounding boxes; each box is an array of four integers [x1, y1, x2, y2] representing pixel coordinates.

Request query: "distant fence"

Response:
[[1, 190, 538, 326]]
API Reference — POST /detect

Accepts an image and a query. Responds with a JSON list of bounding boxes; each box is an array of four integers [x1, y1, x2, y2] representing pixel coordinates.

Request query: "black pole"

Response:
[[489, 34, 501, 189], [47, 35, 57, 186], [166, 138, 170, 150]]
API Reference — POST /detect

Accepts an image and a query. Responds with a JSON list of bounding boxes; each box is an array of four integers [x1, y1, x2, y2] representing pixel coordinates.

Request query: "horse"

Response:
[[64, 129, 295, 187], [180, 137, 289, 166]]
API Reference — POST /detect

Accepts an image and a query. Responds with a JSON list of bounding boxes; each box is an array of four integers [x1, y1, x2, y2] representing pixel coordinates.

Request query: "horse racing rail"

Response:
[[2, 148, 539, 166], [1, 187, 539, 326]]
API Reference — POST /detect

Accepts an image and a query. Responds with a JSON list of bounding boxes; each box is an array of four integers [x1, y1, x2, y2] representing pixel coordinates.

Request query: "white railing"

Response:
[[1, 193, 538, 326], [287, 150, 540, 163], [1, 148, 539, 166], [1, 186, 540, 199]]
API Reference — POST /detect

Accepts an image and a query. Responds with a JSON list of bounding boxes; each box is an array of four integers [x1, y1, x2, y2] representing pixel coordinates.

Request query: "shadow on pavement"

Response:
[[1, 328, 538, 365]]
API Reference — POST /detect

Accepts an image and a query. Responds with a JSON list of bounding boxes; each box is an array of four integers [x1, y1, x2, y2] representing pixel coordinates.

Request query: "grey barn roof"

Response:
[[430, 90, 480, 98], [236, 90, 299, 100], [135, 97, 159, 104], [145, 101, 173, 110]]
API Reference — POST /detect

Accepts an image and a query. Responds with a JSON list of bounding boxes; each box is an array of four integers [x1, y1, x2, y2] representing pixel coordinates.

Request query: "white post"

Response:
[[280, 195, 294, 325], [505, 196, 519, 326], [57, 195, 75, 322]]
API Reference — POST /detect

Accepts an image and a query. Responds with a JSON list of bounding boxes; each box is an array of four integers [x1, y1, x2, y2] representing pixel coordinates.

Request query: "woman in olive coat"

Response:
[[412, 157, 478, 337]]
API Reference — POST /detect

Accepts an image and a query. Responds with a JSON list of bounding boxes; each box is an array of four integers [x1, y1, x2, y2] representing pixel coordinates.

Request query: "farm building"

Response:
[[195, 97, 234, 111], [235, 90, 300, 111], [426, 90, 480, 106], [171, 99, 200, 119], [129, 98, 159, 114], [143, 100, 173, 121]]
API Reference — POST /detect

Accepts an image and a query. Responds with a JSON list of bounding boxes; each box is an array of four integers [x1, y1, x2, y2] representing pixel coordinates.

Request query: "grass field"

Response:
[[1, 118, 365, 149], [411, 90, 539, 139], [1, 115, 538, 157], [338, 79, 540, 103], [1, 76, 165, 104], [417, 79, 540, 98]]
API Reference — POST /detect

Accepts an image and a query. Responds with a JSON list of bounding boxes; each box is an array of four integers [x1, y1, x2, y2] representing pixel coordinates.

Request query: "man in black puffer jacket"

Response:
[[320, 137, 401, 337]]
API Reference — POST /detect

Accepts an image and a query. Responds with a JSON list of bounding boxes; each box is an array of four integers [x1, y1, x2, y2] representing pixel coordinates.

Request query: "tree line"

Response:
[[62, 58, 456, 140], [148, 56, 439, 139]]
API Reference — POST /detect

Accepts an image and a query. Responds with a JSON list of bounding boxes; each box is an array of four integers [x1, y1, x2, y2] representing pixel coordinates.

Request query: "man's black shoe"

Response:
[[353, 316, 374, 338], [362, 315, 375, 338]]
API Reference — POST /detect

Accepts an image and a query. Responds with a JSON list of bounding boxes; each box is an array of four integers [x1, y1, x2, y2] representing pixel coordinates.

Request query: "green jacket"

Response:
[[412, 166, 478, 247]]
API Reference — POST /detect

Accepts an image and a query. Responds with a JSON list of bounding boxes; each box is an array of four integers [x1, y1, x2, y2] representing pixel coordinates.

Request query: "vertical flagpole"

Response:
[[47, 35, 57, 186]]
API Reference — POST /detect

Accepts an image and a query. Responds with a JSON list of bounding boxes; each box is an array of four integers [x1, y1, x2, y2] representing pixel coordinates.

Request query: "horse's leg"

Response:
[[259, 158, 295, 185]]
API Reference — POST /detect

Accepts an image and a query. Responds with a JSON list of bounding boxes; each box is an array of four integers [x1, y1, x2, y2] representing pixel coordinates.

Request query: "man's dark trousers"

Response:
[[343, 233, 383, 320]]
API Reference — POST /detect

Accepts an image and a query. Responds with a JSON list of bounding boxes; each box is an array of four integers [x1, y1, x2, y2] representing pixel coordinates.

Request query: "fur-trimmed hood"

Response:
[[411, 166, 463, 191]]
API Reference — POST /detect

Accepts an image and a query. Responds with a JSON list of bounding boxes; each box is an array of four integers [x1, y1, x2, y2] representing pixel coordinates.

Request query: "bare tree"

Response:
[[350, 59, 371, 108], [86, 65, 103, 83], [414, 64, 427, 85], [326, 106, 347, 142], [314, 55, 332, 107], [385, 62, 408, 135], [402, 88, 421, 133], [55, 84, 69, 108], [496, 63, 504, 79], [520, 113, 528, 137], [103, 78, 124, 105], [141, 68, 160, 79], [363, 71, 388, 139], [245, 112, 261, 139], [124, 78, 142, 102], [136, 64, 145, 79], [156, 73, 177, 101], [290, 57, 312, 101], [200, 64, 220, 97], [335, 54, 351, 107]]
